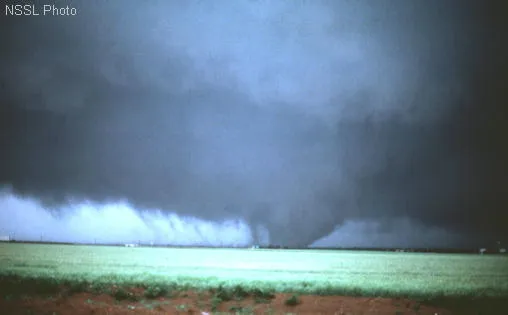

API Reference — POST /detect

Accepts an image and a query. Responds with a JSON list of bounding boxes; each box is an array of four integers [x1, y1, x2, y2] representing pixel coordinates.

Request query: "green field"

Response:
[[1, 242, 507, 299]]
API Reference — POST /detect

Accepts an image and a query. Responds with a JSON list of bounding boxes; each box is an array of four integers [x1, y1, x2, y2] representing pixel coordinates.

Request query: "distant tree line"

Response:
[[3, 239, 507, 254]]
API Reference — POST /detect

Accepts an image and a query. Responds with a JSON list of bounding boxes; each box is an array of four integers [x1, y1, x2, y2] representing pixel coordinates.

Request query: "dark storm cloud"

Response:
[[0, 0, 506, 247]]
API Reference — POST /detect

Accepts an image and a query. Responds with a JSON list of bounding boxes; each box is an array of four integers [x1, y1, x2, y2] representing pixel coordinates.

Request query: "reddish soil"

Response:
[[0, 288, 459, 315]]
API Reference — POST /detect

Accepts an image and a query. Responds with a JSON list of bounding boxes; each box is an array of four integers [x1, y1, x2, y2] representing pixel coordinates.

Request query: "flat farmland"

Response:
[[0, 242, 507, 314]]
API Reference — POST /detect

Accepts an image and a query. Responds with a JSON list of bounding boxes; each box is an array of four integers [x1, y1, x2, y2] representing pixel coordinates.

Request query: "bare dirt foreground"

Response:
[[0, 288, 462, 315]]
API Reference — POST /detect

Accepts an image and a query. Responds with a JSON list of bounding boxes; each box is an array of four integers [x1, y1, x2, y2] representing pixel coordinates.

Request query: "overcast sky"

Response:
[[1, 0, 507, 248]]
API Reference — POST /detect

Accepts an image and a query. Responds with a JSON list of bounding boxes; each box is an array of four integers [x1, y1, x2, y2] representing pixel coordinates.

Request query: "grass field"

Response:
[[1, 242, 507, 300]]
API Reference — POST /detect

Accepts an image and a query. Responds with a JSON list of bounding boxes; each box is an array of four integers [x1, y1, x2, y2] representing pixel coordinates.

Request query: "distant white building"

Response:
[[124, 243, 138, 248], [0, 235, 10, 242], [479, 248, 487, 255], [500, 248, 506, 254]]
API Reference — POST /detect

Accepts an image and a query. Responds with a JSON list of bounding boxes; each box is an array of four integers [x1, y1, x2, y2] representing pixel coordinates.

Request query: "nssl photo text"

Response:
[[5, 4, 78, 16]]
